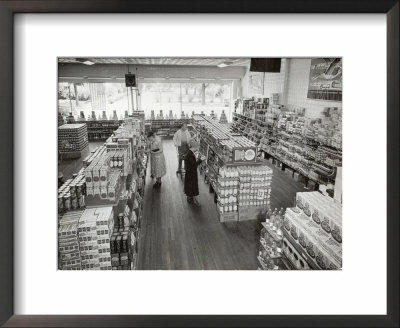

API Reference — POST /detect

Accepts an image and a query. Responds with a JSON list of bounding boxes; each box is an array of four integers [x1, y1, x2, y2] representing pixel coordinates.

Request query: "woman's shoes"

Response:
[[192, 198, 201, 206]]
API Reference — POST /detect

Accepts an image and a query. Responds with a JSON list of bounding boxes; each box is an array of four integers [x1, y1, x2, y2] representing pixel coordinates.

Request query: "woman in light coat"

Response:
[[147, 131, 166, 188], [173, 123, 191, 174]]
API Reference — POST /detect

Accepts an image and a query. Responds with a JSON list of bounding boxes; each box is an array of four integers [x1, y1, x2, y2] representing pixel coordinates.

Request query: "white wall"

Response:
[[241, 59, 287, 100], [286, 58, 342, 118], [241, 58, 342, 118]]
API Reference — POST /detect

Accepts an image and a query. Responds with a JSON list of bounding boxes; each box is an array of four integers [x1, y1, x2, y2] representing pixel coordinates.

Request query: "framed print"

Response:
[[0, 1, 398, 327]]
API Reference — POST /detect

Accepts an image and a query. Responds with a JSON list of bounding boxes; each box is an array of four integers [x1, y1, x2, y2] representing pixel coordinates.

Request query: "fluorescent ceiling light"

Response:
[[75, 58, 95, 65], [170, 78, 190, 81], [217, 61, 235, 68]]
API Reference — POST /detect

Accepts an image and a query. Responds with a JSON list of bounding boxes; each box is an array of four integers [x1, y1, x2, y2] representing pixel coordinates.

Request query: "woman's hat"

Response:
[[189, 139, 200, 149]]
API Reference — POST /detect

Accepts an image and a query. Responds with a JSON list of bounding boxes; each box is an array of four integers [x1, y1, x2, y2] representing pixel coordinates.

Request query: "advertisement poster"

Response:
[[249, 72, 264, 95], [307, 58, 342, 101]]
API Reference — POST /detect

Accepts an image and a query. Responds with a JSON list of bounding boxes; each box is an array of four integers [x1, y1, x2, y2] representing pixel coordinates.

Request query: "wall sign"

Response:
[[307, 58, 342, 101]]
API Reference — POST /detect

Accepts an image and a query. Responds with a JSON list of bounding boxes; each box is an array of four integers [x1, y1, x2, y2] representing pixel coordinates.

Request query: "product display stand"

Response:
[[258, 208, 292, 270], [58, 117, 148, 270], [192, 115, 272, 222]]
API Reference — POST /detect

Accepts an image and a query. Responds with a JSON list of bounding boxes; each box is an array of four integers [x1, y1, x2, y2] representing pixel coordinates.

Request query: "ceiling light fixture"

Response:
[[217, 61, 235, 68], [75, 58, 95, 66]]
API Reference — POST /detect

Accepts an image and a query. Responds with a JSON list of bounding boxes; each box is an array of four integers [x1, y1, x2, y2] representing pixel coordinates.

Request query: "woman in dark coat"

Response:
[[184, 140, 204, 206]]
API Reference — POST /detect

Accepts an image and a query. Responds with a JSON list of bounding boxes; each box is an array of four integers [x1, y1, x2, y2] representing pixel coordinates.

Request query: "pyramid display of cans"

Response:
[[219, 110, 228, 124]]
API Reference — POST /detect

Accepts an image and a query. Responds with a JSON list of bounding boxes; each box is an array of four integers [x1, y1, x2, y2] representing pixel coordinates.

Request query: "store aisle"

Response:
[[137, 139, 305, 270]]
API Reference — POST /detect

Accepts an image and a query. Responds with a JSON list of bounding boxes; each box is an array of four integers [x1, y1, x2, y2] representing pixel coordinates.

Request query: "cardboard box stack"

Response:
[[58, 123, 88, 153], [295, 191, 342, 243], [283, 191, 342, 270], [58, 211, 84, 270], [78, 207, 114, 270]]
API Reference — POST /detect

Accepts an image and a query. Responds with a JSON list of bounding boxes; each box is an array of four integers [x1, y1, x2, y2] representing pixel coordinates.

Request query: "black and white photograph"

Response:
[[2, 5, 395, 323], [57, 57, 343, 271]]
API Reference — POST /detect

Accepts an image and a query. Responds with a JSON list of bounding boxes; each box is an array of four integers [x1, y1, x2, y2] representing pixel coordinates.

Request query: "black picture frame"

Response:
[[0, 1, 398, 327]]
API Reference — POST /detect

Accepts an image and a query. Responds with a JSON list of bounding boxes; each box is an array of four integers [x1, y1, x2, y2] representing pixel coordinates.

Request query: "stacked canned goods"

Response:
[[58, 170, 87, 214], [58, 123, 88, 153], [110, 206, 133, 270]]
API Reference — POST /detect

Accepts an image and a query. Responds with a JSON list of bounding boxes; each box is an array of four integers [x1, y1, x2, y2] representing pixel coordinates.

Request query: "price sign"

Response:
[[233, 147, 257, 163]]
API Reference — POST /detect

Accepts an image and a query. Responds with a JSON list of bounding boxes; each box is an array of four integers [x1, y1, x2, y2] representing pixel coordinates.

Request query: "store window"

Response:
[[140, 82, 232, 120], [58, 81, 233, 121], [58, 82, 134, 120]]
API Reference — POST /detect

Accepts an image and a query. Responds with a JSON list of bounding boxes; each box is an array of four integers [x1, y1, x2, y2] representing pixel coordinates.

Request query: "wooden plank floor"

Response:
[[137, 139, 305, 270]]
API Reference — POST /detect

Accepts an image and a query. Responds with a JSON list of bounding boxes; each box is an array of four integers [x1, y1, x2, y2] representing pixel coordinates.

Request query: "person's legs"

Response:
[[153, 177, 161, 188], [177, 148, 182, 173]]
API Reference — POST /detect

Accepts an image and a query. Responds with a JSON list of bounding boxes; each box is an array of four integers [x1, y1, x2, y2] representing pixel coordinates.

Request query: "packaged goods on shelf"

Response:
[[282, 237, 310, 270], [232, 108, 341, 186], [59, 116, 145, 270], [146, 118, 190, 136], [193, 115, 258, 165], [58, 210, 84, 270], [258, 207, 296, 270], [283, 205, 342, 270]]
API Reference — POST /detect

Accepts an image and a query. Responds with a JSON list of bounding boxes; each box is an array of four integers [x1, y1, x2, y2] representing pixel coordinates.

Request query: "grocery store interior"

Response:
[[58, 57, 342, 271]]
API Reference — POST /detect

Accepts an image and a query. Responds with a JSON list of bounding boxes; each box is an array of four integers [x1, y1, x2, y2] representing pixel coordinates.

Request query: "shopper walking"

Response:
[[147, 131, 166, 188], [173, 122, 191, 175], [184, 140, 205, 206]]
